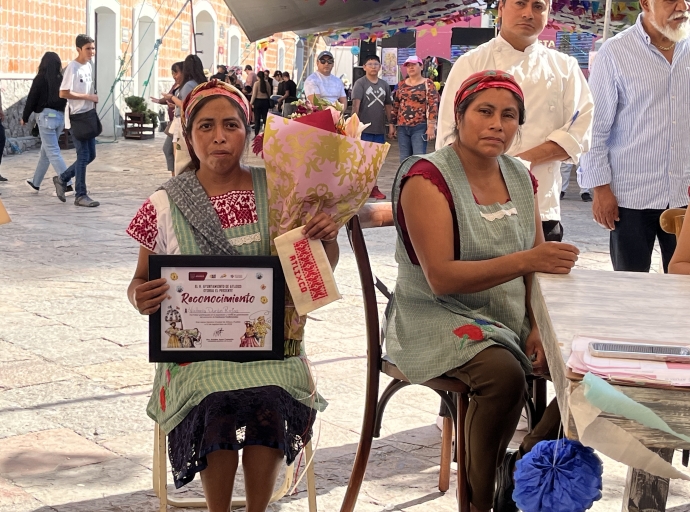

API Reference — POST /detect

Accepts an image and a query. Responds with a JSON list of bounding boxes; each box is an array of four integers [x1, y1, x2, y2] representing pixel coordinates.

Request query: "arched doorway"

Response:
[[194, 8, 216, 72], [277, 40, 286, 72], [132, 3, 159, 101], [295, 38, 304, 84], [93, 3, 119, 137], [136, 16, 156, 99], [227, 25, 242, 68]]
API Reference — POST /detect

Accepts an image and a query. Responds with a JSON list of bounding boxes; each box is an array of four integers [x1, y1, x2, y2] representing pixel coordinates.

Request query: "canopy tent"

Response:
[[224, 0, 640, 43]]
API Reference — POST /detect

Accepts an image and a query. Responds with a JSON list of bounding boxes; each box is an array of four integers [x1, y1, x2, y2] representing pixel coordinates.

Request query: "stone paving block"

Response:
[[0, 399, 62, 440], [0, 428, 117, 479], [34, 390, 153, 442], [10, 457, 150, 508], [31, 338, 132, 368], [0, 360, 78, 390], [72, 358, 155, 391], [98, 430, 154, 470], [0, 340, 38, 364], [0, 476, 42, 512]]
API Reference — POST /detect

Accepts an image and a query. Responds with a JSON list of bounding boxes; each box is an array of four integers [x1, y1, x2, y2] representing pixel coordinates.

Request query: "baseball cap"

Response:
[[403, 56, 423, 66], [318, 51, 334, 61]]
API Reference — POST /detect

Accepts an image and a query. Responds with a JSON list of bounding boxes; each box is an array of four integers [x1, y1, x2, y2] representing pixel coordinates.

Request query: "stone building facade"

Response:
[[1, 0, 313, 150]]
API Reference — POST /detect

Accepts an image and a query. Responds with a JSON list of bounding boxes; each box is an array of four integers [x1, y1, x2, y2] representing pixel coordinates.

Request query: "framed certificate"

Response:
[[149, 255, 285, 363]]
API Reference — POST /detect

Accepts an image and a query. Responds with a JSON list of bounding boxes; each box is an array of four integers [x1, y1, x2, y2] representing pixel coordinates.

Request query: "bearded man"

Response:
[[579, 0, 690, 272]]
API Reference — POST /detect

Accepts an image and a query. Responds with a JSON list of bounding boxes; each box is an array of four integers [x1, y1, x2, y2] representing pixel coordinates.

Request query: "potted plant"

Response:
[[124, 96, 159, 129]]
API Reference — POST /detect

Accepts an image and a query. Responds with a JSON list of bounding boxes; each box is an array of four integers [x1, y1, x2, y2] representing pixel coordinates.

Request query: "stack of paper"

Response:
[[567, 336, 690, 387]]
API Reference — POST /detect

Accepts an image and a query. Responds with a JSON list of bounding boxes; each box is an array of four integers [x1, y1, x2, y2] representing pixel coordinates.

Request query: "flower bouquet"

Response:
[[254, 97, 390, 347]]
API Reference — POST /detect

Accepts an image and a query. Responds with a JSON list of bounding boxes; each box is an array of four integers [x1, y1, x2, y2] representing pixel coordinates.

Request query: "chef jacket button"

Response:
[[549, 105, 555, 111]]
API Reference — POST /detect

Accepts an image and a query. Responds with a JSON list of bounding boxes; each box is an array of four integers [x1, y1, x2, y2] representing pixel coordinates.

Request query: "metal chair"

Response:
[[153, 422, 318, 511]]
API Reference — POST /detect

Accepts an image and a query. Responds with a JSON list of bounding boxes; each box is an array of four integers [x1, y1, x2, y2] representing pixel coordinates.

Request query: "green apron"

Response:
[[148, 167, 327, 434], [386, 146, 535, 384]]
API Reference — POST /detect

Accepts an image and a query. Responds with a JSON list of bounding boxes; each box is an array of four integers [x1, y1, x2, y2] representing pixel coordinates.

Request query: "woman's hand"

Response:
[[162, 93, 173, 102], [20, 119, 25, 126], [425, 122, 436, 141], [525, 328, 547, 375], [133, 278, 170, 315], [527, 242, 579, 274], [302, 212, 338, 242], [388, 125, 396, 139]]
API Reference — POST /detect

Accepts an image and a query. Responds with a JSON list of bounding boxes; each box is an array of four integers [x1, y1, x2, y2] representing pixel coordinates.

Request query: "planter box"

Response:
[[124, 112, 155, 140]]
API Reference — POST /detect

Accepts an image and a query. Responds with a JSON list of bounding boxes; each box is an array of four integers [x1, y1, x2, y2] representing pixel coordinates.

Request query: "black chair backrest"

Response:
[[347, 216, 384, 365]]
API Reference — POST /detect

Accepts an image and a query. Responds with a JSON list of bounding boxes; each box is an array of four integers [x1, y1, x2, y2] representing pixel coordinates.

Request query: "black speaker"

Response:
[[353, 66, 365, 84], [359, 41, 377, 65], [451, 28, 495, 46]]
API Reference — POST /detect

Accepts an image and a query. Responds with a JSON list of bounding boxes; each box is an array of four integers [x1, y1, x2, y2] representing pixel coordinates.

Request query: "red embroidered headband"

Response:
[[182, 79, 251, 130], [454, 70, 524, 112]]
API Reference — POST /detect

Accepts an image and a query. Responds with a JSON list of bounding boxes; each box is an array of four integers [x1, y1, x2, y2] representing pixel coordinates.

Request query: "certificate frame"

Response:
[[149, 255, 285, 363]]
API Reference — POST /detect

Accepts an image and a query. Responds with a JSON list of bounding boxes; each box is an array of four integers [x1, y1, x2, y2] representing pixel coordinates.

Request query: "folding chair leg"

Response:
[[156, 424, 168, 512], [439, 416, 453, 493], [456, 394, 470, 512], [305, 440, 318, 512]]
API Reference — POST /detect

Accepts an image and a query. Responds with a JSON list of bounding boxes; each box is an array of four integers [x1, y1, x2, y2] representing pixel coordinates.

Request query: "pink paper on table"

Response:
[[567, 336, 690, 386]]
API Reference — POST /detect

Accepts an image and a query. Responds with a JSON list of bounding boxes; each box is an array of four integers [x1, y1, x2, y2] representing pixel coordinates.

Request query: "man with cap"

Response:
[[436, 0, 594, 242], [304, 51, 347, 105]]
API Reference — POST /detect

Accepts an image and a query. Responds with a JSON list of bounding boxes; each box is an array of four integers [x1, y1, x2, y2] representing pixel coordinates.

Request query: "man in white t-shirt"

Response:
[[53, 34, 100, 207], [304, 51, 347, 105]]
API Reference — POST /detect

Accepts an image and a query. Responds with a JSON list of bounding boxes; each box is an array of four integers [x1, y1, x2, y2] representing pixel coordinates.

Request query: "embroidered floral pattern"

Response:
[[453, 318, 506, 347], [160, 386, 166, 411], [211, 191, 258, 229], [126, 199, 158, 251], [454, 325, 484, 341], [127, 192, 259, 250]]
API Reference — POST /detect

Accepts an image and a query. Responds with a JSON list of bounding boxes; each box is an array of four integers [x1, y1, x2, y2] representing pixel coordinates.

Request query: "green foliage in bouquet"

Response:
[[125, 96, 159, 128]]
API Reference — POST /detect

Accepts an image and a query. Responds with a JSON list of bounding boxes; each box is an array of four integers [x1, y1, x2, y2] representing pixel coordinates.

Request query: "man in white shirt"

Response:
[[437, 0, 593, 241], [579, 3, 690, 273], [53, 34, 100, 207], [304, 51, 347, 105]]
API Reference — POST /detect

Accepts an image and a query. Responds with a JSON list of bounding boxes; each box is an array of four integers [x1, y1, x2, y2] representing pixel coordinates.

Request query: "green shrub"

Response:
[[125, 95, 159, 128]]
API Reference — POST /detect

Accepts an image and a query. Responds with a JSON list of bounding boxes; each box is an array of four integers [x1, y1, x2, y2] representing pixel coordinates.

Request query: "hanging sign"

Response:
[[381, 48, 398, 86]]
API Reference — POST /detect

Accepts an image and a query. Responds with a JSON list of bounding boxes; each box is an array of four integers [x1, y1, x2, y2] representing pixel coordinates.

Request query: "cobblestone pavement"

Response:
[[0, 134, 688, 512]]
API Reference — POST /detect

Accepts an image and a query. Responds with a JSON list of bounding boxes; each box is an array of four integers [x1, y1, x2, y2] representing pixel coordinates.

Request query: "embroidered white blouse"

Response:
[[126, 189, 258, 253]]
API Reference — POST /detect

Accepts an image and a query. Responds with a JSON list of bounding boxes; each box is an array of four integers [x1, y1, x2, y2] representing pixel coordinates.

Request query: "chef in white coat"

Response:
[[437, 0, 593, 241]]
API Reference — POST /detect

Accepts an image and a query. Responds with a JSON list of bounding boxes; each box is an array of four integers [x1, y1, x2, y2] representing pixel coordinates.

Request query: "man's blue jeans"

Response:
[[60, 136, 96, 198], [397, 123, 427, 162], [31, 109, 68, 188]]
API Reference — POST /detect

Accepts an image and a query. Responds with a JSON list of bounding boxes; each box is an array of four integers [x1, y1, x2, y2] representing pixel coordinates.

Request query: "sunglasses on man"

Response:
[[319, 58, 334, 64]]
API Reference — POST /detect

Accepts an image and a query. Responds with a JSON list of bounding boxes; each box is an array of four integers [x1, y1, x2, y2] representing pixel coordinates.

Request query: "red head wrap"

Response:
[[453, 70, 524, 112]]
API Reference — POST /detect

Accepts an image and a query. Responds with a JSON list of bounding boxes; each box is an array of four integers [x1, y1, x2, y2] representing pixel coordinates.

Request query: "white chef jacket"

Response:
[[436, 35, 593, 222]]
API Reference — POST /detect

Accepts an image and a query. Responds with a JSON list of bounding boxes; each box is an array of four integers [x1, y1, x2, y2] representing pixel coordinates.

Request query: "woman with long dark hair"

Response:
[[250, 71, 271, 137], [151, 61, 184, 175], [163, 55, 207, 174], [22, 52, 70, 192]]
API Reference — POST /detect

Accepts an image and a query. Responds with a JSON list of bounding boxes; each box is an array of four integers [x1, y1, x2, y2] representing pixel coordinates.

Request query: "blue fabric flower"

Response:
[[474, 319, 492, 325], [513, 439, 603, 512]]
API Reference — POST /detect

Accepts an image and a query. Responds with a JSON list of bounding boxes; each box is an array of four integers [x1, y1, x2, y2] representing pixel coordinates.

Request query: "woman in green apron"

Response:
[[387, 71, 580, 512], [126, 81, 337, 512]]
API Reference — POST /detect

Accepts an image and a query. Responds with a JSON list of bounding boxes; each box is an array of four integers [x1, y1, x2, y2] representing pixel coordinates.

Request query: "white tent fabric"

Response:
[[222, 0, 484, 41]]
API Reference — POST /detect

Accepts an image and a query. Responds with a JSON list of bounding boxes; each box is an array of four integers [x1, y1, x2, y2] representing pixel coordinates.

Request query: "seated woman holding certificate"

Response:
[[126, 81, 337, 512], [386, 71, 580, 512]]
